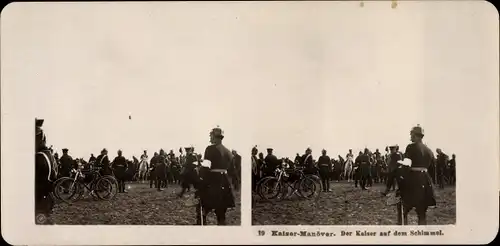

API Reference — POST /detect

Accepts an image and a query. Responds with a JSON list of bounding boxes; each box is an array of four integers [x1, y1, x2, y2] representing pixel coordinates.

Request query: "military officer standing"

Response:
[[96, 148, 112, 176], [231, 150, 242, 191], [149, 152, 159, 188], [318, 149, 332, 192], [302, 148, 316, 175], [355, 149, 371, 190], [435, 148, 448, 189], [396, 124, 436, 225], [195, 126, 236, 225], [381, 145, 404, 196], [448, 154, 456, 185], [264, 148, 280, 177], [156, 149, 168, 191], [112, 150, 128, 193], [178, 147, 198, 197], [251, 146, 259, 192], [59, 148, 74, 177]]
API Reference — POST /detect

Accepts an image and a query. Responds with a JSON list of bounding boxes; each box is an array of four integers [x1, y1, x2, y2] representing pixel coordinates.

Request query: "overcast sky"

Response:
[[2, 1, 497, 162]]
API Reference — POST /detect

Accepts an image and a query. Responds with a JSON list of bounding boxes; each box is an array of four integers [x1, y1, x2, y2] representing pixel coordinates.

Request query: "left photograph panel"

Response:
[[35, 119, 241, 225]]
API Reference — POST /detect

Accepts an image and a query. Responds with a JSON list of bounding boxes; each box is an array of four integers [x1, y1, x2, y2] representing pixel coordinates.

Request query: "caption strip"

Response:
[[257, 230, 445, 237]]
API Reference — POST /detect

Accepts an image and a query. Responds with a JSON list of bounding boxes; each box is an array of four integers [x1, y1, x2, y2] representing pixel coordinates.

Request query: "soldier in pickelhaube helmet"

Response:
[[381, 144, 404, 196], [178, 146, 198, 198], [195, 126, 236, 225], [394, 124, 436, 225], [301, 147, 315, 175]]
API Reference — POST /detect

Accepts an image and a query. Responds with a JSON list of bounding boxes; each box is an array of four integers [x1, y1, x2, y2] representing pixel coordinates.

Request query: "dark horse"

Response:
[[35, 148, 58, 224]]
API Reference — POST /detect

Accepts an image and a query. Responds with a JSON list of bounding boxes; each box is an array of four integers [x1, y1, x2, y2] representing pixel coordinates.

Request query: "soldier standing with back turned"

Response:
[[196, 126, 236, 225], [318, 149, 332, 192], [395, 124, 436, 225]]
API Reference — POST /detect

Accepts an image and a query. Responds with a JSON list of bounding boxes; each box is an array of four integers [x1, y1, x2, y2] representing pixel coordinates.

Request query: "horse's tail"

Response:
[[36, 152, 57, 182]]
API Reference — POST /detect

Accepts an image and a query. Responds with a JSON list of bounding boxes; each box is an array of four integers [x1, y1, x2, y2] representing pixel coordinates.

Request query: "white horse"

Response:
[[138, 155, 149, 183], [344, 155, 355, 182]]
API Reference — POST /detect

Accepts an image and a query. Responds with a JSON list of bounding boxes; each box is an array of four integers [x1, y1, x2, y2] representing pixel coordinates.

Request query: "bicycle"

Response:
[[257, 166, 322, 202], [54, 167, 118, 203]]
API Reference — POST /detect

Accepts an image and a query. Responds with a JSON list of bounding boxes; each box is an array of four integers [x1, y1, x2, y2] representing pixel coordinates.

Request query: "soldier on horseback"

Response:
[[138, 150, 149, 183]]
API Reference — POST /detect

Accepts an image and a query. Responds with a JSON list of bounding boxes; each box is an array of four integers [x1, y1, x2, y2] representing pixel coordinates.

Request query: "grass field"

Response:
[[51, 182, 241, 225], [252, 182, 456, 225]]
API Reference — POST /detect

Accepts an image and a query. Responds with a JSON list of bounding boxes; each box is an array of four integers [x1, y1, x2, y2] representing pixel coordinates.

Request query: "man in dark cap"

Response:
[[448, 154, 456, 185], [355, 149, 371, 190], [112, 150, 128, 193], [178, 147, 198, 197], [195, 126, 237, 225], [88, 154, 96, 169], [149, 152, 159, 188], [155, 149, 168, 191], [381, 145, 404, 196], [395, 124, 436, 225], [435, 148, 448, 189], [318, 149, 332, 192], [59, 148, 74, 178], [96, 148, 112, 176], [264, 148, 280, 177], [231, 150, 242, 191]]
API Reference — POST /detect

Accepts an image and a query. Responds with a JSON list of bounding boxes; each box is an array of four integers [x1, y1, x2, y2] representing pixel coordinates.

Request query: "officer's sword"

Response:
[[194, 154, 204, 226]]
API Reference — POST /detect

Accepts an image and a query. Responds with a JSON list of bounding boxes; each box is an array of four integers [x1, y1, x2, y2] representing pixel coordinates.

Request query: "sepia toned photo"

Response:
[[2, 1, 499, 245], [35, 119, 241, 225], [251, 129, 456, 226]]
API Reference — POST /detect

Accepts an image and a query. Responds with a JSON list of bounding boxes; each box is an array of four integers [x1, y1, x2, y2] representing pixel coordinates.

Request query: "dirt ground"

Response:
[[252, 182, 456, 225], [51, 182, 241, 225]]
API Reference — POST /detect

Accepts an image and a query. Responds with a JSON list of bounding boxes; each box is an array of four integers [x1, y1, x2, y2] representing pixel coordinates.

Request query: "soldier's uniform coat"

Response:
[[401, 142, 437, 208], [96, 154, 112, 175], [198, 144, 236, 210]]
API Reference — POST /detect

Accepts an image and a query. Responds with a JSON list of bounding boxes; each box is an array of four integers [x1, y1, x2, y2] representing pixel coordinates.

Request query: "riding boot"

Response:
[[416, 206, 428, 225], [178, 187, 187, 198], [156, 179, 163, 191]]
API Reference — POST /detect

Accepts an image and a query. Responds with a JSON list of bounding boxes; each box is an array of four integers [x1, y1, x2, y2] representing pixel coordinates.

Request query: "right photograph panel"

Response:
[[251, 132, 457, 226]]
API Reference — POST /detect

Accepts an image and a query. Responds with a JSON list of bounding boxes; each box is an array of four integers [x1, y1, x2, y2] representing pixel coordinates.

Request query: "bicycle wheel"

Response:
[[298, 176, 321, 201], [53, 177, 81, 203], [94, 177, 116, 200], [51, 177, 68, 201], [258, 177, 283, 202], [102, 175, 118, 188]]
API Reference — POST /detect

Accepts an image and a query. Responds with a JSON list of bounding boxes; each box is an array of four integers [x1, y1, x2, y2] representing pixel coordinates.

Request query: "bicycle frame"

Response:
[[70, 169, 102, 193]]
